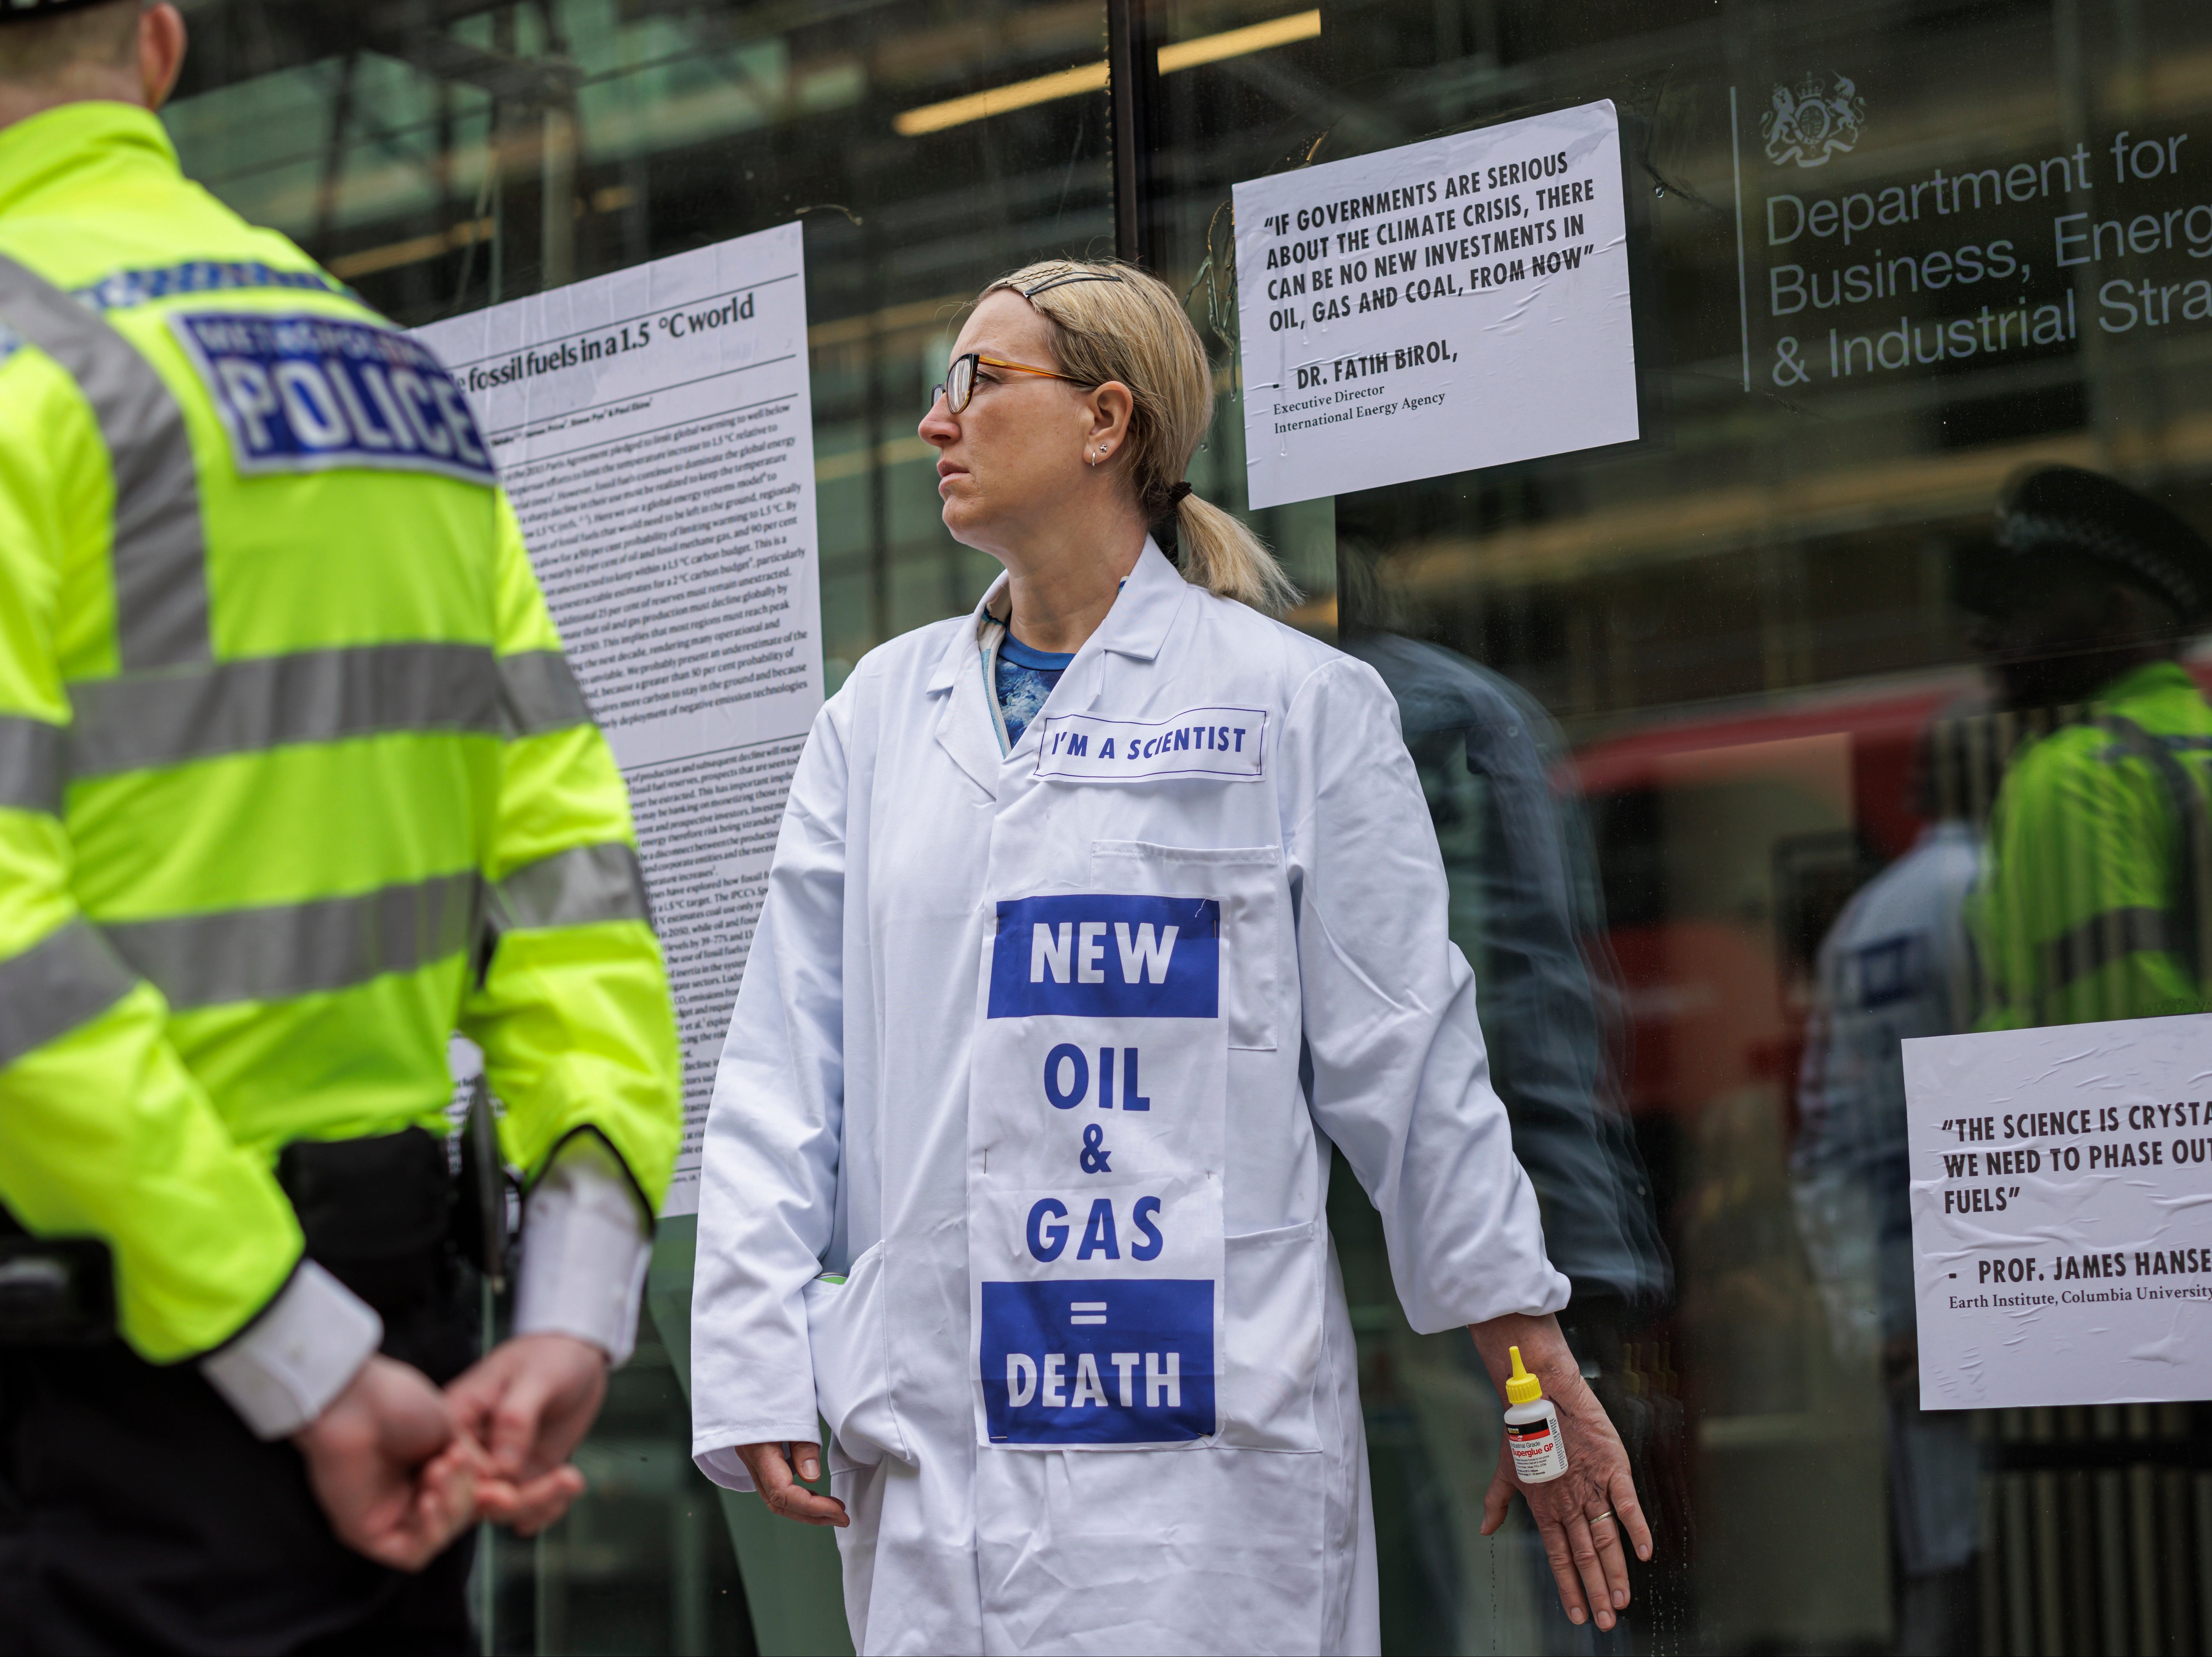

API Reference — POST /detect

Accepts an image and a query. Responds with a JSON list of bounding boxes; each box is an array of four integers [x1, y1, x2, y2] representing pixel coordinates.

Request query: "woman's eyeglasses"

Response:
[[927, 353, 1091, 416]]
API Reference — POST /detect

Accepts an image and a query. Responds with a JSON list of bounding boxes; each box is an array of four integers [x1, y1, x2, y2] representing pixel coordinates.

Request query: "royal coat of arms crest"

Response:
[[1762, 74, 1867, 167]]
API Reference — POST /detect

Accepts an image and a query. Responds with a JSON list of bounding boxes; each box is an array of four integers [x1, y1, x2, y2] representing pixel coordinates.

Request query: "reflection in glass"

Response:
[[1965, 467, 2212, 1033], [1126, 4, 2212, 1647], [1341, 534, 1670, 1317], [1791, 697, 1995, 1655], [1338, 532, 1681, 1652]]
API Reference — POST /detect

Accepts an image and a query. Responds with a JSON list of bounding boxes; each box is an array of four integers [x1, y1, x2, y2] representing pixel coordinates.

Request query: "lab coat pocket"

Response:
[[1088, 840, 1283, 1050], [805, 1240, 910, 1474], [1219, 1219, 1324, 1451]]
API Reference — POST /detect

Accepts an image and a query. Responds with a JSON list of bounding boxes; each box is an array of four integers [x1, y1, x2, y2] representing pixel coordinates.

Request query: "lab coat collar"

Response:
[[929, 605, 1005, 799], [927, 571, 1012, 695], [922, 537, 1186, 694], [1092, 538, 1188, 665], [926, 539, 1189, 795]]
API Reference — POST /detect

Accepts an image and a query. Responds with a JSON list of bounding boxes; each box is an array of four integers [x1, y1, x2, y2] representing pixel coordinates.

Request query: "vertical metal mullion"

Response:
[[865, 220, 891, 650], [477, 1269, 498, 1655], [1107, 0, 1161, 268], [311, 53, 358, 256]]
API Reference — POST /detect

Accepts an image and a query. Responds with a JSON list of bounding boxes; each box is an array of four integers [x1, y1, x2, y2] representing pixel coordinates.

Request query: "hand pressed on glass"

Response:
[[1472, 1313, 1653, 1633]]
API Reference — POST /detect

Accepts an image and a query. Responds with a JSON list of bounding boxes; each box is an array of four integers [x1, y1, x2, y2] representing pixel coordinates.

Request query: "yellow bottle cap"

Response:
[[1505, 1345, 1543, 1405]]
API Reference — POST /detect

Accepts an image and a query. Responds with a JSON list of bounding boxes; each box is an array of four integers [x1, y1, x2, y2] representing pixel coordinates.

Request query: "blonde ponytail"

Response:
[[1174, 492, 1301, 614], [983, 259, 1301, 617]]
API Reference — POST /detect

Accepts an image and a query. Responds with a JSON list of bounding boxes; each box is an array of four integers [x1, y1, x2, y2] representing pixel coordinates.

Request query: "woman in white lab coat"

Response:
[[689, 259, 1650, 1655]]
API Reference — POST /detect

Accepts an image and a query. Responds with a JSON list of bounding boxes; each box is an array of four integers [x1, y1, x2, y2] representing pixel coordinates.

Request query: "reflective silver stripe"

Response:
[[2040, 906, 2170, 996], [0, 715, 63, 812], [499, 650, 594, 736], [100, 871, 479, 1011], [0, 256, 209, 670], [2096, 714, 2212, 992], [66, 643, 503, 779], [489, 843, 651, 935], [73, 261, 346, 314], [0, 919, 138, 1070]]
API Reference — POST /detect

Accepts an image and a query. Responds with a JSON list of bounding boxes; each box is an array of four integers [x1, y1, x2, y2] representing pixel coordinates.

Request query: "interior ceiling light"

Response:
[[1156, 9, 1322, 72], [895, 61, 1110, 136], [894, 10, 1321, 137]]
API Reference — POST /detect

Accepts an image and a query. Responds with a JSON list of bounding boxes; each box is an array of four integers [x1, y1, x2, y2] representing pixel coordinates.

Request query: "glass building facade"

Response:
[[160, 1, 2212, 1650]]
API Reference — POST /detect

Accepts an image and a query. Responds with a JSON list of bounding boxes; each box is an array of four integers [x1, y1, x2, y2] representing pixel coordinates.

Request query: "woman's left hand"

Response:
[[1470, 1313, 1652, 1632]]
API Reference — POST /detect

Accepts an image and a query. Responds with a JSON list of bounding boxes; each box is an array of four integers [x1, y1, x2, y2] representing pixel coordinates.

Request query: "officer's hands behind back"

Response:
[[445, 1331, 606, 1537], [298, 1338, 611, 1568], [293, 1354, 492, 1572]]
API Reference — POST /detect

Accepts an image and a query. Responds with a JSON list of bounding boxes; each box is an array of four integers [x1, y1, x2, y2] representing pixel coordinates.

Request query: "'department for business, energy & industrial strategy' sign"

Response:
[[1232, 99, 1639, 510]]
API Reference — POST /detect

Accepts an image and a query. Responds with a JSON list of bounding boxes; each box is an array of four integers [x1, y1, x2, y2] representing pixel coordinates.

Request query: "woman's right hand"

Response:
[[735, 1441, 850, 1527]]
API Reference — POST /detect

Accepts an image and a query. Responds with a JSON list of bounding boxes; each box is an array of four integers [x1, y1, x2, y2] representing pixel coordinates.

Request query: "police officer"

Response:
[[0, 2, 683, 1648], [1964, 465, 2212, 1029]]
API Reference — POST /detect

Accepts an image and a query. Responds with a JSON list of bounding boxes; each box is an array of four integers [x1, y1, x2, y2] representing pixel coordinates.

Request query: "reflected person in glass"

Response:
[[1960, 466, 2212, 1031], [689, 259, 1650, 1654], [1336, 533, 1673, 1327], [1336, 534, 1678, 1645], [1791, 702, 1998, 1656]]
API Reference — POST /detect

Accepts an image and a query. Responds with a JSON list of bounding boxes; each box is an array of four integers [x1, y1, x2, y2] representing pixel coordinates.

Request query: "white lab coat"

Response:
[[691, 542, 1567, 1655]]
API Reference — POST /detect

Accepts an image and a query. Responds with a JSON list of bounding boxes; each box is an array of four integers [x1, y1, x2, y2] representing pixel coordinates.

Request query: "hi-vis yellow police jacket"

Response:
[[0, 101, 682, 1363], [1974, 659, 2212, 1031]]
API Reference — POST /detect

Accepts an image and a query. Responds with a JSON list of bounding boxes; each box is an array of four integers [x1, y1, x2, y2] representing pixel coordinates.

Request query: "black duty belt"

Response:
[[0, 1090, 511, 1349], [0, 1230, 115, 1346]]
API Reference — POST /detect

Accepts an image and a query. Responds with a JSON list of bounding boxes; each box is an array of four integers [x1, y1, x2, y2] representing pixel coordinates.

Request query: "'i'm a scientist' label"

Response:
[[1033, 707, 1266, 783]]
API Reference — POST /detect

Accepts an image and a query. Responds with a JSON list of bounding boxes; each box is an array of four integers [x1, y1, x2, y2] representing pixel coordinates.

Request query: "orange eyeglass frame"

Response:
[[928, 352, 1092, 415]]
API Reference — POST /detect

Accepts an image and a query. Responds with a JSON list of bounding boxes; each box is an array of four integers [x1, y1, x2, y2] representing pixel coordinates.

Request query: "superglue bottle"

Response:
[[1503, 1345, 1569, 1482]]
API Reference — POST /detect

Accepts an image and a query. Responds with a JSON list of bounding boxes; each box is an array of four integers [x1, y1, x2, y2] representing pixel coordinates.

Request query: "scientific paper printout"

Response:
[[1903, 1015, 2212, 1409], [418, 222, 820, 1216], [1233, 100, 1639, 509]]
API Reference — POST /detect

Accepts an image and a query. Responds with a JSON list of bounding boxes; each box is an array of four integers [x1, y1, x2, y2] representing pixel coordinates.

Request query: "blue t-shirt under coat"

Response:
[[995, 634, 1073, 748]]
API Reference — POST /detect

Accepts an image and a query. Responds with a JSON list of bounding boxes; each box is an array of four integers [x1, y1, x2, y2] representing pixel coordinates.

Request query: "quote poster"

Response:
[[1232, 99, 1640, 509]]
